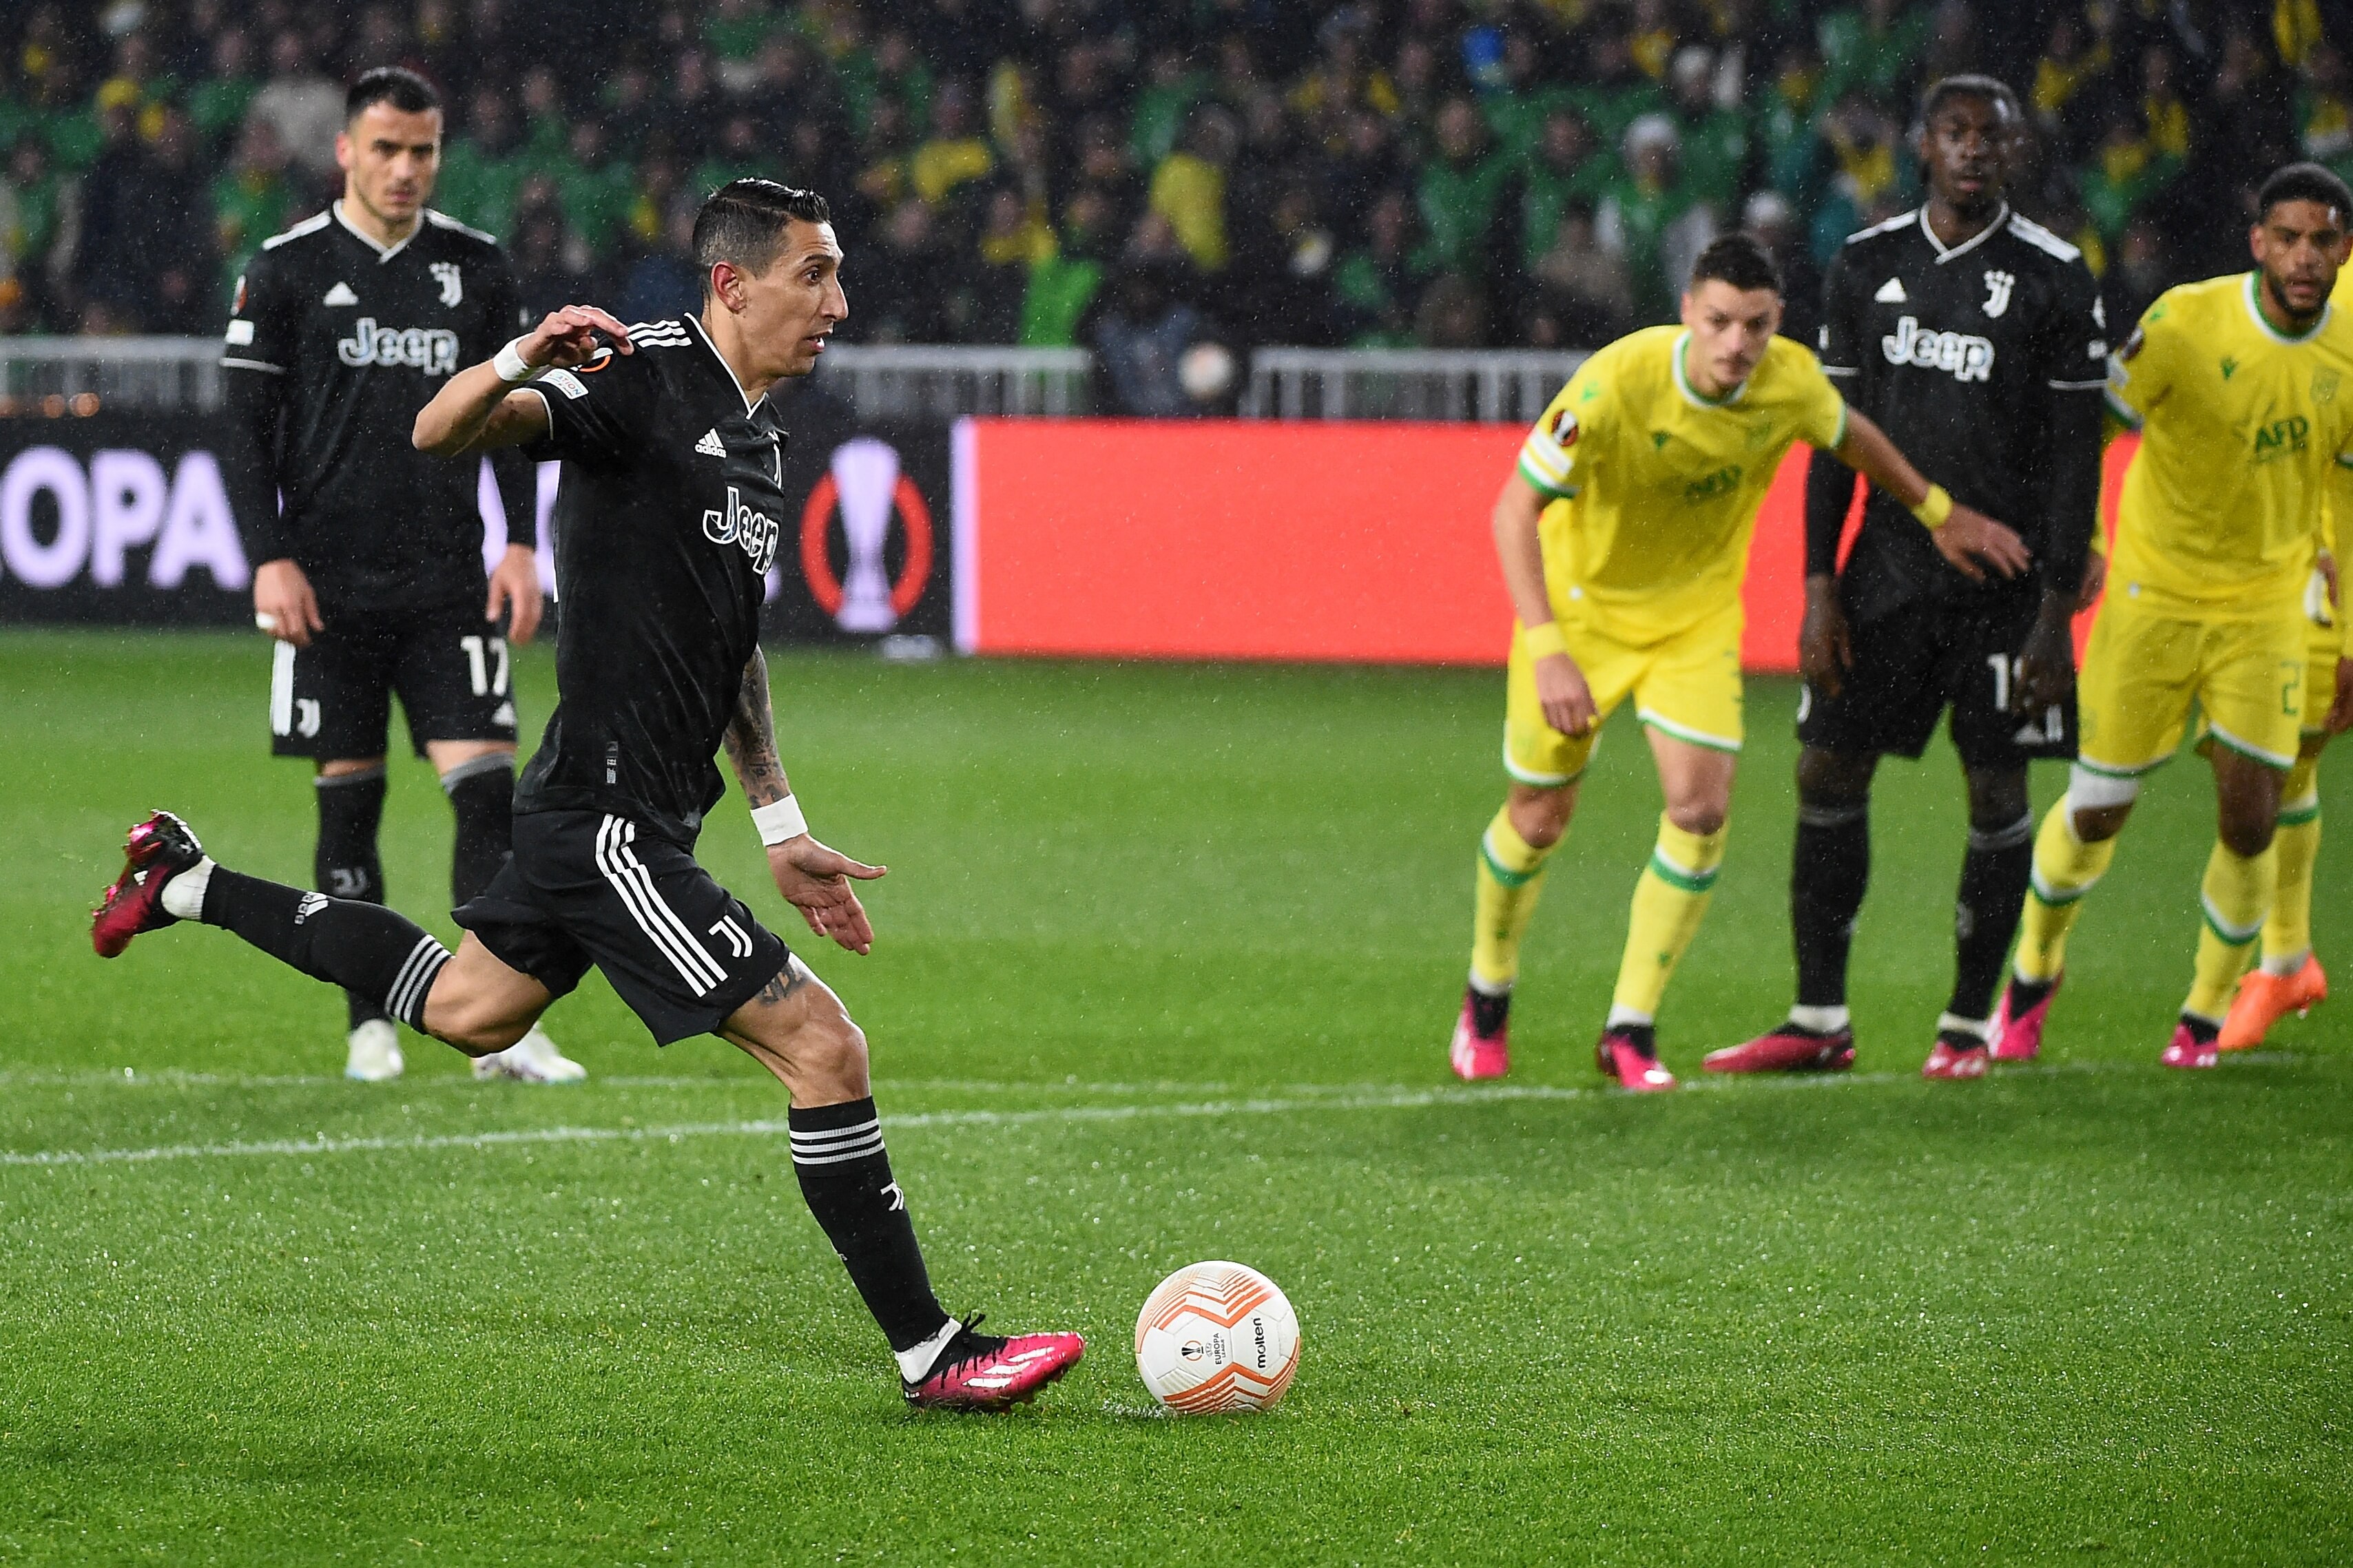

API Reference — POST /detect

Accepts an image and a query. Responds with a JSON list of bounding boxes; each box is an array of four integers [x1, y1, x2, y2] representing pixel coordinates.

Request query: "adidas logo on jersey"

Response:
[[323, 282, 359, 306], [1874, 278, 1907, 303], [695, 428, 727, 457]]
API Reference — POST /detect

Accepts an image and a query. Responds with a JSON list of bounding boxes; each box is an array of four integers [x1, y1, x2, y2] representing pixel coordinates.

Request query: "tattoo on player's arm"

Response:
[[722, 647, 792, 807]]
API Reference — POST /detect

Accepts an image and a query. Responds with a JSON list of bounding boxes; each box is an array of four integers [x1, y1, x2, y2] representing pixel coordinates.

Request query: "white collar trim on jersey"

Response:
[[1670, 331, 1751, 409], [683, 310, 760, 417], [1918, 202, 2009, 264], [2240, 269, 2332, 344], [332, 200, 419, 263]]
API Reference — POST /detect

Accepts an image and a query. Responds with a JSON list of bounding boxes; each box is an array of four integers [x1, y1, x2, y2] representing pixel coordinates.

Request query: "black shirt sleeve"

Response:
[[219, 248, 296, 563], [2035, 261, 2107, 600], [476, 257, 540, 550], [1816, 246, 1863, 379], [520, 346, 650, 465]]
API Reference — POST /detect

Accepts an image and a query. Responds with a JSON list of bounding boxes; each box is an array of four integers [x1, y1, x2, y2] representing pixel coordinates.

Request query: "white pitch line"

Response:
[[0, 1056, 2253, 1170]]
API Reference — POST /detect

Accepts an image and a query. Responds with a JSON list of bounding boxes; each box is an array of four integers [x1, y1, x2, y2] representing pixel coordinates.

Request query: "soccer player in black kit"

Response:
[[220, 67, 582, 1085], [94, 180, 1086, 1410], [1706, 77, 2108, 1080]]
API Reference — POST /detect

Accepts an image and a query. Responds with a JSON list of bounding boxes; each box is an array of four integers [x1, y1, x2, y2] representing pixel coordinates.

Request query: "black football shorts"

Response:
[[268, 595, 520, 760], [453, 808, 791, 1045], [1797, 592, 2078, 769]]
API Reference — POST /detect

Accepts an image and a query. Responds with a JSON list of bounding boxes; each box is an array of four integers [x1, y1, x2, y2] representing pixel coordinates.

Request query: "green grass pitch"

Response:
[[2, 628, 2348, 1565]]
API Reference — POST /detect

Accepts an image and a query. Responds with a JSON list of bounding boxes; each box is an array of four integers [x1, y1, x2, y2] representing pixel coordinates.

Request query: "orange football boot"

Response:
[[2217, 955, 2328, 1051]]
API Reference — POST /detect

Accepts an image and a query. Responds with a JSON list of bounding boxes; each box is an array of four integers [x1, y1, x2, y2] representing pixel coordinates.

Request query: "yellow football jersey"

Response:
[[2105, 271, 2353, 613], [1516, 326, 1849, 640]]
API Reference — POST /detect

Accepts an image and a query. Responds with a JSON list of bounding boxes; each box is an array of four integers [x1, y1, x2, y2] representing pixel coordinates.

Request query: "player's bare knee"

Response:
[[1965, 767, 2030, 830], [1506, 783, 1575, 847], [1796, 747, 1874, 805], [2219, 796, 2279, 859], [2070, 803, 2130, 842], [1666, 797, 1728, 837], [424, 994, 530, 1056]]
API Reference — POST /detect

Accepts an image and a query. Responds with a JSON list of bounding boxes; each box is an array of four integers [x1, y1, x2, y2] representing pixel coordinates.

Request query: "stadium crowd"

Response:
[[1, 1, 2350, 368]]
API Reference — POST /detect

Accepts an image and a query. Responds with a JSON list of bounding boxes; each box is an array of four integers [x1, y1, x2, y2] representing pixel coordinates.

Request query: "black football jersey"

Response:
[[224, 204, 529, 606], [513, 314, 789, 842], [1818, 205, 2106, 616]]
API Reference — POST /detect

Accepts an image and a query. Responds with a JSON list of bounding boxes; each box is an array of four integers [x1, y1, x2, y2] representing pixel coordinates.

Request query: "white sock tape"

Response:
[[2066, 766, 2142, 812]]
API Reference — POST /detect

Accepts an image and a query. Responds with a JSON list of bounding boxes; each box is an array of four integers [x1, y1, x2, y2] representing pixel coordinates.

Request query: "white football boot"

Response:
[[344, 1018, 404, 1081], [473, 1024, 588, 1083]]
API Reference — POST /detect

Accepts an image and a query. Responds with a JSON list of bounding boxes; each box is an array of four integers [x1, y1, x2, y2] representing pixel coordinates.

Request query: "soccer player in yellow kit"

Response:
[[1449, 234, 2031, 1089], [1993, 163, 2353, 1069], [2220, 270, 2353, 1046]]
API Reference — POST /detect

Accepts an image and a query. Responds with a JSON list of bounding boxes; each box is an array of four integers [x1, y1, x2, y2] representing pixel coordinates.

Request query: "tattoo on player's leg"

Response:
[[755, 963, 809, 1006]]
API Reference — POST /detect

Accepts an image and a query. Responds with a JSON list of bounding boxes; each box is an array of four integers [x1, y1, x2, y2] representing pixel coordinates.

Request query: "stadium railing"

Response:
[[0, 337, 223, 415], [1241, 348, 1588, 422], [0, 339, 1592, 421]]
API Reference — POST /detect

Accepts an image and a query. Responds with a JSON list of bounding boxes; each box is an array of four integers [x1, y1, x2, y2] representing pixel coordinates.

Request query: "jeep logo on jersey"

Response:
[[335, 317, 461, 376], [1879, 315, 1996, 382], [702, 484, 779, 574]]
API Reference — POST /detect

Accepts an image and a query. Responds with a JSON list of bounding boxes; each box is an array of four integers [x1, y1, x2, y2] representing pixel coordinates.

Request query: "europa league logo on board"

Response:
[[798, 437, 933, 634]]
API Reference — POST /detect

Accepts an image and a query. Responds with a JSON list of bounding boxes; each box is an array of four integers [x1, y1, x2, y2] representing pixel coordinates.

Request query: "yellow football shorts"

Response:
[[1504, 598, 1744, 785], [2301, 631, 2342, 738], [2077, 588, 2306, 777]]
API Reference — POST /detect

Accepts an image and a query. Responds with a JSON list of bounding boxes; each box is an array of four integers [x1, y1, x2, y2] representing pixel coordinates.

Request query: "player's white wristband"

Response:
[[751, 795, 809, 846], [492, 337, 537, 384]]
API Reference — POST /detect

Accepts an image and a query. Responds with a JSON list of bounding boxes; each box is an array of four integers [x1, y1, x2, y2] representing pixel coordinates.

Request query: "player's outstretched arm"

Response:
[[1834, 409, 2031, 583], [722, 647, 888, 955], [412, 305, 636, 457], [1491, 470, 1597, 736]]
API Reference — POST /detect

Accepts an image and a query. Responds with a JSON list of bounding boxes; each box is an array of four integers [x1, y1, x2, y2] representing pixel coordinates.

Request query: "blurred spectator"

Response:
[[186, 29, 258, 157], [1599, 114, 1714, 323], [1744, 190, 1821, 348], [0, 138, 65, 326], [2104, 216, 2170, 333], [912, 79, 995, 208], [439, 87, 524, 242], [211, 118, 293, 297], [618, 200, 701, 323], [1528, 202, 1635, 348], [965, 184, 1053, 344], [245, 30, 343, 176], [1415, 97, 1509, 278], [1818, 0, 1929, 105], [1150, 106, 1236, 273], [1668, 47, 1750, 216], [1090, 218, 1213, 417], [510, 198, 600, 318], [83, 106, 215, 333], [1022, 185, 1115, 348], [1333, 189, 1430, 347], [857, 198, 959, 344]]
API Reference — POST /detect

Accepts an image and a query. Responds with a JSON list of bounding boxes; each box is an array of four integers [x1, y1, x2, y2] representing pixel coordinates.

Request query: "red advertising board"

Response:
[[953, 420, 2137, 671]]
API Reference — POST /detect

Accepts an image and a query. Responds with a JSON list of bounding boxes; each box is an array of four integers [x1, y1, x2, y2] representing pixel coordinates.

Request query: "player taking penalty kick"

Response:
[[1449, 233, 2030, 1089], [90, 180, 1083, 1410], [1994, 163, 2353, 1069]]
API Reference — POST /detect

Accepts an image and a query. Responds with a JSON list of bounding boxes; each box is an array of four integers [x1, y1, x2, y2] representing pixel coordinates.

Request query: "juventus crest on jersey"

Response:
[[221, 202, 528, 605]]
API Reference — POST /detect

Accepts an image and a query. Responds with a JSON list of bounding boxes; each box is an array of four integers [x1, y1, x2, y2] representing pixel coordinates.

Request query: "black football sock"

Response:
[[442, 754, 516, 906], [788, 1098, 951, 1356], [2178, 1012, 2221, 1045], [315, 766, 390, 1030], [1469, 987, 1510, 1036], [1792, 799, 1869, 1008], [198, 867, 450, 1032], [1951, 812, 2034, 1021]]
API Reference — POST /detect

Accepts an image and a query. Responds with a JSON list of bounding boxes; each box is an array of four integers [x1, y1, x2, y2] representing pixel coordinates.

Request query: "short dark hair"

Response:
[[1916, 74, 2022, 134], [1690, 232, 1781, 295], [346, 66, 439, 123], [694, 179, 832, 292], [2257, 161, 2353, 223]]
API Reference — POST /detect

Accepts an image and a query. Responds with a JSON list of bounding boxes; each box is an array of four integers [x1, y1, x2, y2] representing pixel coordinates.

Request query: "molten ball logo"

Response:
[[799, 438, 933, 633]]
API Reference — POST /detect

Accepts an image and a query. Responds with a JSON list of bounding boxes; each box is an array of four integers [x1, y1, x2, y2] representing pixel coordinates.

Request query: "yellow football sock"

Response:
[[2013, 799, 2117, 983], [2187, 840, 2277, 1020], [1470, 805, 1556, 993], [1608, 814, 1727, 1021], [2263, 757, 2321, 972]]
